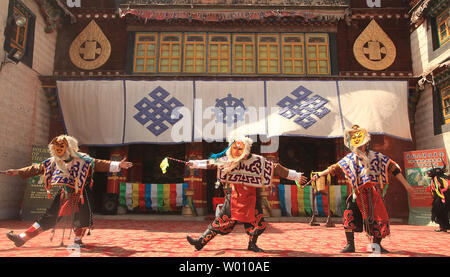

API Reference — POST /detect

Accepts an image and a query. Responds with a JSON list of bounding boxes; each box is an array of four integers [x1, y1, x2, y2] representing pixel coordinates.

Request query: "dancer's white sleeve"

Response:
[[110, 161, 121, 172], [189, 160, 208, 169], [286, 169, 302, 180]]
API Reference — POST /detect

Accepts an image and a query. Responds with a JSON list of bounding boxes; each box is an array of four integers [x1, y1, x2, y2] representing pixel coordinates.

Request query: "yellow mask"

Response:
[[350, 130, 366, 148]]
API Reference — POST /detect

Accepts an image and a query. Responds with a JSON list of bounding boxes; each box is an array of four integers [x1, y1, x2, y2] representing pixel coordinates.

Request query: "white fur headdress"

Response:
[[343, 125, 371, 152], [225, 136, 253, 163], [48, 135, 83, 176], [209, 136, 254, 173], [48, 135, 80, 160]]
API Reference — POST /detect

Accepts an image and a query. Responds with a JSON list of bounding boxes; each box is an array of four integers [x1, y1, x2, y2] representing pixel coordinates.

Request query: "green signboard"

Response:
[[20, 146, 58, 221]]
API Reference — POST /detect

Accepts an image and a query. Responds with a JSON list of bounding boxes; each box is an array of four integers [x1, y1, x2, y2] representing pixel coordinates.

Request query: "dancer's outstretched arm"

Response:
[[186, 159, 217, 170], [388, 163, 414, 194], [95, 157, 133, 172], [274, 164, 308, 184], [311, 163, 341, 182], [2, 164, 43, 179], [2, 157, 133, 178]]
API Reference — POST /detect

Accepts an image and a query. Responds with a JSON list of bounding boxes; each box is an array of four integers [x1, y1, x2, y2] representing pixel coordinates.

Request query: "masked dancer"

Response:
[[3, 135, 133, 247], [312, 125, 413, 254], [185, 136, 307, 252]]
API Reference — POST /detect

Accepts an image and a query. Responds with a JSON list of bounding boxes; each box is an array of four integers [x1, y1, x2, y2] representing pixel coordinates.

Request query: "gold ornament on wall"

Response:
[[353, 19, 396, 71], [69, 20, 111, 70]]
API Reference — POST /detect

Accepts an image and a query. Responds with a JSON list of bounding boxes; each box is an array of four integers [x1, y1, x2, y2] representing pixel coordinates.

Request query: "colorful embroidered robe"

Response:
[[42, 154, 95, 196], [217, 154, 275, 222]]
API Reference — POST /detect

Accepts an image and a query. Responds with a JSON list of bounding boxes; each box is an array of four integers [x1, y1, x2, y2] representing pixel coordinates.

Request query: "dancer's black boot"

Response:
[[186, 229, 217, 251], [372, 237, 389, 254], [6, 232, 26, 247], [247, 235, 264, 252], [340, 231, 355, 253]]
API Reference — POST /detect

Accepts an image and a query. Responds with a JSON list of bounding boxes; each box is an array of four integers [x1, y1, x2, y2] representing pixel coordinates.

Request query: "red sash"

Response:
[[355, 182, 390, 238], [230, 184, 256, 223]]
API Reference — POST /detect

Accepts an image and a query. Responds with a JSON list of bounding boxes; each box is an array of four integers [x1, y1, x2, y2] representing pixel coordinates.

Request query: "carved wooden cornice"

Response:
[[117, 0, 349, 24], [410, 0, 448, 27], [117, 0, 349, 9]]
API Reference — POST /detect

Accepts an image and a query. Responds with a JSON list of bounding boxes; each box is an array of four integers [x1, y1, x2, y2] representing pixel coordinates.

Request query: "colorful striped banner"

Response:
[[119, 183, 127, 208], [119, 183, 188, 212], [126, 183, 133, 211], [132, 183, 140, 209], [278, 184, 348, 217], [138, 183, 146, 211], [145, 183, 151, 209]]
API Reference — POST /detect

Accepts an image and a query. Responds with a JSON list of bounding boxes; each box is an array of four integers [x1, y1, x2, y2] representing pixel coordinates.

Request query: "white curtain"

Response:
[[338, 80, 411, 140], [56, 79, 412, 145], [57, 80, 124, 145]]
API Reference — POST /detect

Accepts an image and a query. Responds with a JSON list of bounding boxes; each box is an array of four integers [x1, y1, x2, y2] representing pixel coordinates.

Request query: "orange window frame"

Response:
[[233, 34, 255, 74], [281, 34, 305, 75], [257, 34, 280, 74], [305, 34, 330, 75], [441, 85, 450, 124], [9, 7, 28, 51], [208, 34, 231, 73], [133, 33, 158, 73], [159, 33, 182, 73], [437, 8, 449, 47], [183, 33, 206, 73]]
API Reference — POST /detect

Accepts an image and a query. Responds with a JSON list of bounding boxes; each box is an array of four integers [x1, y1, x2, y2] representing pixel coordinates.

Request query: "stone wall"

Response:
[[0, 0, 56, 219]]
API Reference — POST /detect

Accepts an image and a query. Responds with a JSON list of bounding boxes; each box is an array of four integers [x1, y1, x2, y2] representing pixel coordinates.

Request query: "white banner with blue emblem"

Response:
[[57, 80, 125, 145], [123, 80, 194, 144], [56, 79, 411, 145], [266, 80, 343, 138], [194, 80, 267, 142]]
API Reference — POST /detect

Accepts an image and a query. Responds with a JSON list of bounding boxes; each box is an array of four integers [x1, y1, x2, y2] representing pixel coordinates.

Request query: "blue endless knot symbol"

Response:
[[134, 86, 184, 136], [276, 85, 330, 129], [214, 93, 247, 126]]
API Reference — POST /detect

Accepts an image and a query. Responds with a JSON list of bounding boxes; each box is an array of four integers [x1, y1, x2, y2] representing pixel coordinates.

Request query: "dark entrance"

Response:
[[278, 136, 336, 183]]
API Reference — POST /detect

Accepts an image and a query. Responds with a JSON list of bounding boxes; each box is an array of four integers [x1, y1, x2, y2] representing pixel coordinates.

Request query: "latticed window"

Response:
[[3, 0, 35, 68], [282, 34, 305, 74], [257, 34, 279, 74], [159, 33, 182, 73], [233, 34, 255, 74], [132, 32, 331, 75], [9, 6, 28, 52], [208, 34, 231, 73], [134, 33, 157, 73], [184, 34, 206, 73], [306, 34, 330, 75], [441, 85, 450, 124], [437, 8, 449, 47]]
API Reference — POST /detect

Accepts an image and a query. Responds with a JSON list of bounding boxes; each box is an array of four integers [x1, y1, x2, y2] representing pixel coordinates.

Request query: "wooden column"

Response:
[[261, 138, 282, 217], [127, 145, 143, 183], [106, 146, 128, 194], [335, 138, 350, 194], [183, 142, 206, 216]]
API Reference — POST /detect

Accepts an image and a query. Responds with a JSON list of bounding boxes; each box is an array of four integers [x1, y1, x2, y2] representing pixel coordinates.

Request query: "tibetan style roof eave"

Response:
[[117, 0, 349, 23], [117, 0, 349, 10], [409, 0, 448, 27], [118, 7, 350, 24]]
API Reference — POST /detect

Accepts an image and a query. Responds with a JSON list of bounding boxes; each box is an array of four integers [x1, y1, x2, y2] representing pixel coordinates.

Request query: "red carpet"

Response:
[[0, 219, 449, 257]]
